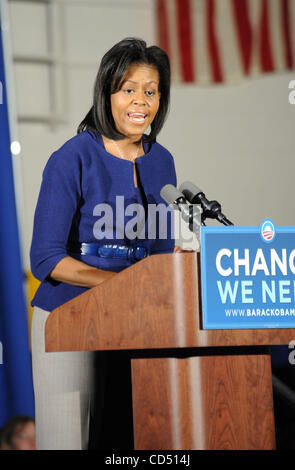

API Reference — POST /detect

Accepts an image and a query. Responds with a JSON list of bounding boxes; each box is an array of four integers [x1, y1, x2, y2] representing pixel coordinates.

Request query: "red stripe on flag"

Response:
[[231, 0, 252, 75], [259, 0, 274, 72], [175, 0, 195, 82], [156, 0, 171, 58], [281, 0, 294, 69], [207, 0, 223, 82]]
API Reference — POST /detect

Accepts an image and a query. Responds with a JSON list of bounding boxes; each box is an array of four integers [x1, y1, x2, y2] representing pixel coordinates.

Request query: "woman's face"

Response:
[[10, 422, 36, 450], [110, 63, 161, 140]]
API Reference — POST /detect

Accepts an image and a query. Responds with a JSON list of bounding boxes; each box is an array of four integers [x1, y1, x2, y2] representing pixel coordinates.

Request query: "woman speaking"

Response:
[[30, 37, 177, 450]]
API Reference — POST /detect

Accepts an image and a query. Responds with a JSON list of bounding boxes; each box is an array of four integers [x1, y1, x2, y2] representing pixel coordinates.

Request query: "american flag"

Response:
[[156, 0, 295, 84]]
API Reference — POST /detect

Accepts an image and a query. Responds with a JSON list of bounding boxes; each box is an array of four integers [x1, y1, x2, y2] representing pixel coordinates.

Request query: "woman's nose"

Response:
[[132, 90, 146, 104]]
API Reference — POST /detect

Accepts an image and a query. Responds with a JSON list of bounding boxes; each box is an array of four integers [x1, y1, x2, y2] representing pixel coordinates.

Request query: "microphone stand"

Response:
[[199, 199, 234, 226]]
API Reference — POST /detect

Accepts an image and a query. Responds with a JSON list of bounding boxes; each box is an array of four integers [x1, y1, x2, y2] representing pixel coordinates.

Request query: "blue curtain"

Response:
[[0, 16, 34, 426]]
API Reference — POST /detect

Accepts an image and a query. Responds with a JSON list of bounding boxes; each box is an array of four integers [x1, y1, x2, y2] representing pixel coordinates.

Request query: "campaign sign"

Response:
[[200, 219, 295, 329]]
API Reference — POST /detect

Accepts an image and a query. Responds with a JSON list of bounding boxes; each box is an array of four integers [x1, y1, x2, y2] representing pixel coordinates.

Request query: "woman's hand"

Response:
[[174, 246, 194, 253], [50, 256, 116, 288]]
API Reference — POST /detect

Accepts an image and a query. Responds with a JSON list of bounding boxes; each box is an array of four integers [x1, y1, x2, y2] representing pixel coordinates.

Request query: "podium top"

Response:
[[45, 253, 295, 352]]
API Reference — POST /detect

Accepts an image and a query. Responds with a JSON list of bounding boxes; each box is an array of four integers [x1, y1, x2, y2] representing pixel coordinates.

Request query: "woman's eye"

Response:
[[146, 90, 155, 96], [124, 88, 134, 94]]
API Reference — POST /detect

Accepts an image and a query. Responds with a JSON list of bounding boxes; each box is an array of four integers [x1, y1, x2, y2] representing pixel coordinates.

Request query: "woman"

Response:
[[30, 37, 177, 450]]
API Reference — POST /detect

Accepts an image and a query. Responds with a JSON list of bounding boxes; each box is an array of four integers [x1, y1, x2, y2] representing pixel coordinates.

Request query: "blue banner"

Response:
[[0, 16, 34, 425], [201, 219, 295, 329]]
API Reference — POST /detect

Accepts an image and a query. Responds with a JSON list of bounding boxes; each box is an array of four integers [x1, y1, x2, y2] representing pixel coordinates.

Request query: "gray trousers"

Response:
[[31, 307, 97, 450]]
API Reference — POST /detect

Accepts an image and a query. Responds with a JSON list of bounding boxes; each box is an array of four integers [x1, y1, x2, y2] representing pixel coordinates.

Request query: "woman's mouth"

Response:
[[127, 112, 147, 124]]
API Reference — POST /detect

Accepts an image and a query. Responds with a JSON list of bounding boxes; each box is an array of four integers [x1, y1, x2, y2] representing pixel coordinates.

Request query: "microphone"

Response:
[[179, 181, 233, 226], [160, 184, 201, 235]]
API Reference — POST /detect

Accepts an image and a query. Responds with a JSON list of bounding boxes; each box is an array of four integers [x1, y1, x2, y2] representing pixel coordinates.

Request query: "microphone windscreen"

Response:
[[160, 184, 184, 205], [179, 181, 203, 200]]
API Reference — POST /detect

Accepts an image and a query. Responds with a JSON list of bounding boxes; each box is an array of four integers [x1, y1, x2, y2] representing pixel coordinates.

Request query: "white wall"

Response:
[[161, 72, 295, 227], [6, 0, 295, 269]]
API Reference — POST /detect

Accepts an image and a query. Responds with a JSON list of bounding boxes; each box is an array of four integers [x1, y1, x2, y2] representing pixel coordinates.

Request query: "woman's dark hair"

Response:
[[77, 37, 171, 146]]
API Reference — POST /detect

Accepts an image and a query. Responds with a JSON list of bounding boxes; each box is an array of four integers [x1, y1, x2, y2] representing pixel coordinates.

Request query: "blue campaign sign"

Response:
[[200, 219, 295, 329]]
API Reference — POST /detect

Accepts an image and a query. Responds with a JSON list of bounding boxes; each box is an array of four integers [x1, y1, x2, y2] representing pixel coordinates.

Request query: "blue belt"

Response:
[[69, 243, 149, 262]]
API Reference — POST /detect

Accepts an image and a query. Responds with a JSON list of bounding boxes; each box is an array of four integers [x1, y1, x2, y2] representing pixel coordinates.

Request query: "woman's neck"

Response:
[[102, 135, 144, 161]]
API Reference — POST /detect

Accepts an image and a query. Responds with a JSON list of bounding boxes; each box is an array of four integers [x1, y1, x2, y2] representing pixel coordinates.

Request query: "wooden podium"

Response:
[[45, 252, 295, 450]]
